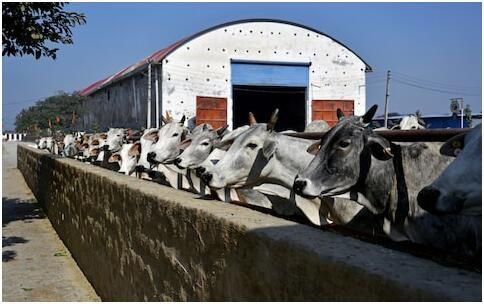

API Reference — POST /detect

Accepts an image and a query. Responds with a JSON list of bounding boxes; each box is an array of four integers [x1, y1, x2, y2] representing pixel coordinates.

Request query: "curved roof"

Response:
[[79, 18, 372, 96]]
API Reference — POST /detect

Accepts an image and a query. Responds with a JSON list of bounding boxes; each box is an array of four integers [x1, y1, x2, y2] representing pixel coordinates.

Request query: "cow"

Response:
[[391, 115, 426, 130], [200, 110, 366, 228], [108, 142, 141, 176], [174, 124, 229, 170], [293, 105, 480, 258], [147, 115, 188, 165], [418, 124, 482, 216], [37, 137, 48, 149]]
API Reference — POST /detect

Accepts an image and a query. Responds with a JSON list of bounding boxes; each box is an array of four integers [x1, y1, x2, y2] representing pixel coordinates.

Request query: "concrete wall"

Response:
[[17, 143, 481, 301]]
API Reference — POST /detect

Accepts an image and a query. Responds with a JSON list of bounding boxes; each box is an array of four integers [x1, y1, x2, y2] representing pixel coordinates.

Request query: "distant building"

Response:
[[373, 113, 482, 129], [78, 19, 372, 131]]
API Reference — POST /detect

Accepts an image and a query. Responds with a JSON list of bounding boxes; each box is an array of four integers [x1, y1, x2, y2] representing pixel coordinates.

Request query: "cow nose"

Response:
[[195, 166, 206, 177], [293, 178, 307, 195], [201, 172, 212, 184], [147, 152, 156, 163], [417, 186, 441, 213]]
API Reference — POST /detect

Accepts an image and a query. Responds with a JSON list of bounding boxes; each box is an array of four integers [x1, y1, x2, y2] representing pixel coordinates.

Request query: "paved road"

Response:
[[2, 142, 100, 301]]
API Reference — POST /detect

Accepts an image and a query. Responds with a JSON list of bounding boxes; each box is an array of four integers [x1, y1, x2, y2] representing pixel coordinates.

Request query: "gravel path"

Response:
[[2, 142, 100, 301]]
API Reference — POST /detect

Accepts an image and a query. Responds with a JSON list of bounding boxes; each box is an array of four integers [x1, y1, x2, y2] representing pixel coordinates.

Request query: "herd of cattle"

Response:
[[34, 105, 481, 260]]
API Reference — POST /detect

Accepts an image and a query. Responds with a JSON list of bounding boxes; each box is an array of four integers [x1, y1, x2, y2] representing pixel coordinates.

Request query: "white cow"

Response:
[[418, 124, 482, 215]]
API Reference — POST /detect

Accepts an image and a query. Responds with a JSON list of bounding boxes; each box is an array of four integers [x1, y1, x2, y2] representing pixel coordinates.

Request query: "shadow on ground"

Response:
[[2, 197, 45, 227]]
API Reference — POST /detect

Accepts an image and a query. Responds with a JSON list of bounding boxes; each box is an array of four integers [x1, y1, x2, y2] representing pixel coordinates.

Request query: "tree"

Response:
[[3, 2, 86, 59], [14, 92, 84, 134]]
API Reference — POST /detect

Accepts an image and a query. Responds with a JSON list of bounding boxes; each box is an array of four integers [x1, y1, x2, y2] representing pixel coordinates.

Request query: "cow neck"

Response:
[[264, 134, 314, 189], [357, 141, 409, 235]]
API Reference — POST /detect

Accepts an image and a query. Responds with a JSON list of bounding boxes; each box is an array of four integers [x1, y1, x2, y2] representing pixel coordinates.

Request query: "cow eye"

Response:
[[201, 142, 209, 146], [339, 140, 351, 148], [246, 143, 258, 149], [172, 133, 179, 137]]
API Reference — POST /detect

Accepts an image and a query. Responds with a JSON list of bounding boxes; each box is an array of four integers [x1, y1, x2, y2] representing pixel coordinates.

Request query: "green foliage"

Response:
[[2, 2, 86, 59], [14, 92, 84, 134]]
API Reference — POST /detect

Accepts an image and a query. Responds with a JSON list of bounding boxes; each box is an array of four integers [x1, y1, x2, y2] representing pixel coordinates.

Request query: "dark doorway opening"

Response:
[[232, 85, 306, 132]]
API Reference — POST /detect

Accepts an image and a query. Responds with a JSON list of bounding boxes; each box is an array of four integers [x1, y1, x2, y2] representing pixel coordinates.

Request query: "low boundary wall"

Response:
[[17, 143, 481, 301]]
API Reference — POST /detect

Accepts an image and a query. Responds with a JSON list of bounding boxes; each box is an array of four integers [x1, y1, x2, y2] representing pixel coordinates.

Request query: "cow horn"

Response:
[[336, 108, 345, 121], [267, 108, 279, 131], [165, 111, 173, 122], [161, 115, 169, 125], [248, 112, 257, 126], [216, 125, 229, 136], [362, 105, 378, 124]]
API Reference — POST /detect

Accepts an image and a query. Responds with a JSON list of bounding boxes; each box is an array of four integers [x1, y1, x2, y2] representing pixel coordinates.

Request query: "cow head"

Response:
[[294, 105, 394, 198], [112, 142, 142, 175], [201, 109, 280, 189], [418, 124, 482, 215], [391, 115, 426, 130], [147, 115, 188, 165], [174, 124, 228, 169], [105, 128, 126, 152], [137, 128, 159, 170], [37, 137, 47, 149]]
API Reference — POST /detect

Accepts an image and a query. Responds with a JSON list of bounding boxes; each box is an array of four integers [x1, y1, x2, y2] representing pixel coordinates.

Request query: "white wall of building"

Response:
[[161, 21, 368, 125]]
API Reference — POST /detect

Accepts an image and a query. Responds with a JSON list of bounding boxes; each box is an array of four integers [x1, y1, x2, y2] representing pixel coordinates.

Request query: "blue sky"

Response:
[[3, 2, 482, 130]]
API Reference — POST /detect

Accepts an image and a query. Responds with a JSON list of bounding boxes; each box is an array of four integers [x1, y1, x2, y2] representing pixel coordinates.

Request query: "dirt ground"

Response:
[[2, 142, 100, 301]]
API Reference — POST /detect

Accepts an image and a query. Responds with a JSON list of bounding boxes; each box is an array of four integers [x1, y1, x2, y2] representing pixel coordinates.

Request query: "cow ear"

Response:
[[216, 125, 229, 137], [262, 137, 277, 159], [362, 105, 378, 124], [128, 143, 141, 157], [307, 141, 321, 155], [367, 134, 393, 160], [336, 108, 345, 121], [417, 117, 426, 127], [108, 153, 121, 163], [90, 148, 100, 156], [248, 112, 257, 126], [143, 129, 159, 142], [214, 138, 234, 151], [440, 132, 466, 157], [178, 138, 192, 150]]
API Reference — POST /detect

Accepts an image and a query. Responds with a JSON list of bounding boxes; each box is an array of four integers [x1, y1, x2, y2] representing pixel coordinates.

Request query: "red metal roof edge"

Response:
[[78, 38, 188, 97]]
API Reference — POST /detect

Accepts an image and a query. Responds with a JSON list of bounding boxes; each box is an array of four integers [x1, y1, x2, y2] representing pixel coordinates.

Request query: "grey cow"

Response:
[[201, 110, 368, 228], [294, 105, 480, 258]]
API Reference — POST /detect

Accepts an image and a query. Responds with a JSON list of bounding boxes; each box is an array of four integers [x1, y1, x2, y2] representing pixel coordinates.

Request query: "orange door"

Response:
[[312, 100, 354, 127], [196, 96, 227, 128]]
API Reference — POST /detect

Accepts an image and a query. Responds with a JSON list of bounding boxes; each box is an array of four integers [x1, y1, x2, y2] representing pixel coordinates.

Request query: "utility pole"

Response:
[[460, 98, 464, 128], [384, 70, 391, 128]]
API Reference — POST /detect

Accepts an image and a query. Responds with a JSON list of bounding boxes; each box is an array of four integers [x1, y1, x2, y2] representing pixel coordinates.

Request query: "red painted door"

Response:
[[312, 100, 354, 127], [196, 96, 227, 128]]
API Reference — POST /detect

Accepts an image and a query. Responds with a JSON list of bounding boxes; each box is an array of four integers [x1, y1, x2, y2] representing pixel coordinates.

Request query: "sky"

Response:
[[2, 2, 482, 130]]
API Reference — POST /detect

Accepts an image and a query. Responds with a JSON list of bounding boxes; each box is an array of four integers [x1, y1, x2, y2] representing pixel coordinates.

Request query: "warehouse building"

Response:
[[78, 19, 372, 131]]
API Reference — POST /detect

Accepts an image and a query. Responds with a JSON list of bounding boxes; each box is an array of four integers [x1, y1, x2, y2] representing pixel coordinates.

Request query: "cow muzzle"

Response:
[[293, 178, 307, 195], [201, 172, 213, 184]]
